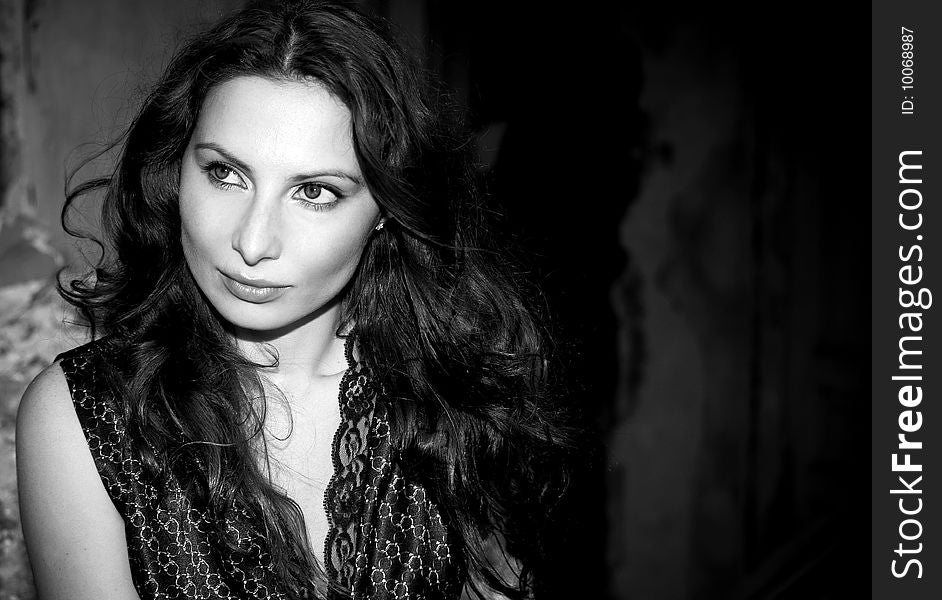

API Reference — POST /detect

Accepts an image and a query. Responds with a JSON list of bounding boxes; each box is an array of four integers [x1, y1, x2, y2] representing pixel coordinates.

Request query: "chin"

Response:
[[219, 308, 295, 333], [208, 290, 336, 337]]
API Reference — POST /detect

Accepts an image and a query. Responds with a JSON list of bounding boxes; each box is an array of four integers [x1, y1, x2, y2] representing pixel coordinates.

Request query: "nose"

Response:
[[231, 193, 282, 266]]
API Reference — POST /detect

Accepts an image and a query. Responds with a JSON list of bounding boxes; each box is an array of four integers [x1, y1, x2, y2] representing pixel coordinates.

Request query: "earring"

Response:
[[374, 221, 385, 231]]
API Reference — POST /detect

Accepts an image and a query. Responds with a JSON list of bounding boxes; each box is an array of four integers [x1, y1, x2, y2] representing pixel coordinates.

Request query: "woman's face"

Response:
[[178, 75, 381, 334]]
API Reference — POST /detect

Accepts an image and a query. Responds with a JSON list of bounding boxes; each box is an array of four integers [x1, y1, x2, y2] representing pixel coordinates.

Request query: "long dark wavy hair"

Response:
[[61, 1, 576, 597]]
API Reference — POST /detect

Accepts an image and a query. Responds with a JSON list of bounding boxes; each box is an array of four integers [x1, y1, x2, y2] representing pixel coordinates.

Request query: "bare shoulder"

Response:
[[16, 361, 73, 438], [16, 360, 92, 469], [16, 361, 140, 600]]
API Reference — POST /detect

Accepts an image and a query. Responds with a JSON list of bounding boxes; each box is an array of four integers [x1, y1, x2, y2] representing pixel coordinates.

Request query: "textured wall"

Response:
[[609, 5, 866, 598]]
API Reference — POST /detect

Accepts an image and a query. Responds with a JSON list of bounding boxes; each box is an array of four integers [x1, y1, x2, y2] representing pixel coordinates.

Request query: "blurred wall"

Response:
[[611, 6, 867, 597]]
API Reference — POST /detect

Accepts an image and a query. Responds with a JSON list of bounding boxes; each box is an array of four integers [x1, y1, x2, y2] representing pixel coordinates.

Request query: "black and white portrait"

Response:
[[0, 1, 866, 599]]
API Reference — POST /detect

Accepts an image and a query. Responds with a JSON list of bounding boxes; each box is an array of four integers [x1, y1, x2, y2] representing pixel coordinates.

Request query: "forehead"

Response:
[[192, 75, 357, 171]]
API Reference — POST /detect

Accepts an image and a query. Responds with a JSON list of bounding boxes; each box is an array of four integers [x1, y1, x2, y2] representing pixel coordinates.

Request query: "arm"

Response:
[[16, 362, 141, 600]]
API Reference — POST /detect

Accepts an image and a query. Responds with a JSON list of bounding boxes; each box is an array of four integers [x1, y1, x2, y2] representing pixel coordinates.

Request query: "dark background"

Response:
[[0, 1, 868, 598]]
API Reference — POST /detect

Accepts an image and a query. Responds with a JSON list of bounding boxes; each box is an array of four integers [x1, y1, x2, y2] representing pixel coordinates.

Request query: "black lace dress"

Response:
[[57, 335, 464, 599]]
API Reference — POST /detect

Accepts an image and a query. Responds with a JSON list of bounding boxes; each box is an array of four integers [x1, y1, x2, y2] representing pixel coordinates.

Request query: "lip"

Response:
[[219, 271, 289, 304]]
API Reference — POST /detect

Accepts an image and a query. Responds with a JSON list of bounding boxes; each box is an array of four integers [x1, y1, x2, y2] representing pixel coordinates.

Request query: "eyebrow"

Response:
[[192, 142, 364, 186]]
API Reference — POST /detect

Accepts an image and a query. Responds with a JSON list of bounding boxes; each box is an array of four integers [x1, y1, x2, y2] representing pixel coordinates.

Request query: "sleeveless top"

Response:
[[57, 335, 464, 600]]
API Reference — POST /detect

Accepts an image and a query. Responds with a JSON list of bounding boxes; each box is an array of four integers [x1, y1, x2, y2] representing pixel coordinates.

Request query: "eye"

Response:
[[294, 183, 341, 209], [203, 162, 245, 189], [301, 183, 324, 200]]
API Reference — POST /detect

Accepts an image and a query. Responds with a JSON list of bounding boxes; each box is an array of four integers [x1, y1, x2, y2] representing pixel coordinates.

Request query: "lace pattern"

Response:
[[324, 335, 378, 588], [58, 335, 463, 600], [61, 338, 291, 600]]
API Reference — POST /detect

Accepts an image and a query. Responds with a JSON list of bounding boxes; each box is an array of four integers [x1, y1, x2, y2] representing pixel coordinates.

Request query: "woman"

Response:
[[16, 1, 574, 599]]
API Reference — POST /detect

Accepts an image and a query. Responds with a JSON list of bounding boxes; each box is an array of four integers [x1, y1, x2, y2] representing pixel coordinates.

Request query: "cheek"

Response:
[[293, 225, 371, 284], [179, 221, 203, 274], [179, 189, 225, 269], [179, 201, 203, 260], [179, 167, 229, 239]]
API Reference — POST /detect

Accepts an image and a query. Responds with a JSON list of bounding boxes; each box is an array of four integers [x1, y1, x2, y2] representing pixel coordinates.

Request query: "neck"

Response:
[[233, 302, 350, 386]]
